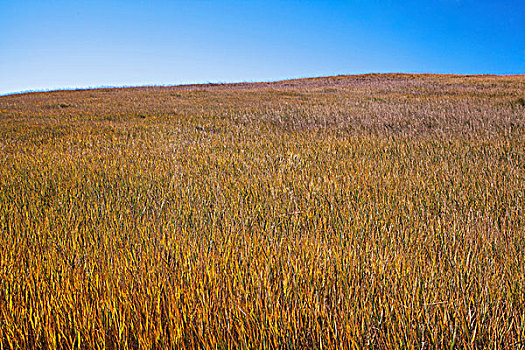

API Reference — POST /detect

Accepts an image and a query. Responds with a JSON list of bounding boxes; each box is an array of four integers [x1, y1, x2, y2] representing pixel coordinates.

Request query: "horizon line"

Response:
[[2, 72, 524, 98]]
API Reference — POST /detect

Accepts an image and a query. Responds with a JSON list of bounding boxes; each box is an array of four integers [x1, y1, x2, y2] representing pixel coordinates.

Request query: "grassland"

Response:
[[0, 74, 524, 349]]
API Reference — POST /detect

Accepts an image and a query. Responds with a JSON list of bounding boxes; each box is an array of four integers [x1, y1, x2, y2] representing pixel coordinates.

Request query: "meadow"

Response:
[[0, 74, 524, 349]]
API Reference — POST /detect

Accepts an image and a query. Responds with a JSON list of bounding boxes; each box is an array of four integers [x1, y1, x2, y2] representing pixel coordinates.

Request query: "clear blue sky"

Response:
[[1, 0, 523, 95]]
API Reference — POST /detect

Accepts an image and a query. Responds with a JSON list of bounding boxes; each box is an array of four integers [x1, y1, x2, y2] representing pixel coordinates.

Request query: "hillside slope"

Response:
[[1, 74, 524, 137], [1, 74, 524, 348]]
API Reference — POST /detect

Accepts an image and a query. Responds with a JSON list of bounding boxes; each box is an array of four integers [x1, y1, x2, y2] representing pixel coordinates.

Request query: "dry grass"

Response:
[[0, 74, 524, 349]]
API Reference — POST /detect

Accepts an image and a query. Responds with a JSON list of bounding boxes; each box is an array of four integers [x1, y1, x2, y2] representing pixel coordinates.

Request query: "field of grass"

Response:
[[0, 74, 524, 349]]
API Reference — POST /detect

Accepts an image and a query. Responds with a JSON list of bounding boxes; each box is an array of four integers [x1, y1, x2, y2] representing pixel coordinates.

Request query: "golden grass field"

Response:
[[0, 74, 524, 349]]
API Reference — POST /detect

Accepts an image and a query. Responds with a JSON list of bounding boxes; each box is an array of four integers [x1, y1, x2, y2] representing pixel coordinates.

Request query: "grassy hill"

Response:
[[1, 74, 524, 348]]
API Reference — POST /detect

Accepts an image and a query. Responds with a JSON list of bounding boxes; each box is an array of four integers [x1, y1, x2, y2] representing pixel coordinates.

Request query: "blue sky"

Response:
[[1, 0, 523, 95]]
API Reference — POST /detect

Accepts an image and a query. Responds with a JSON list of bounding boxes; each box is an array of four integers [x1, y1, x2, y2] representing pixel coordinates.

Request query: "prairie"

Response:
[[0, 74, 524, 349]]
